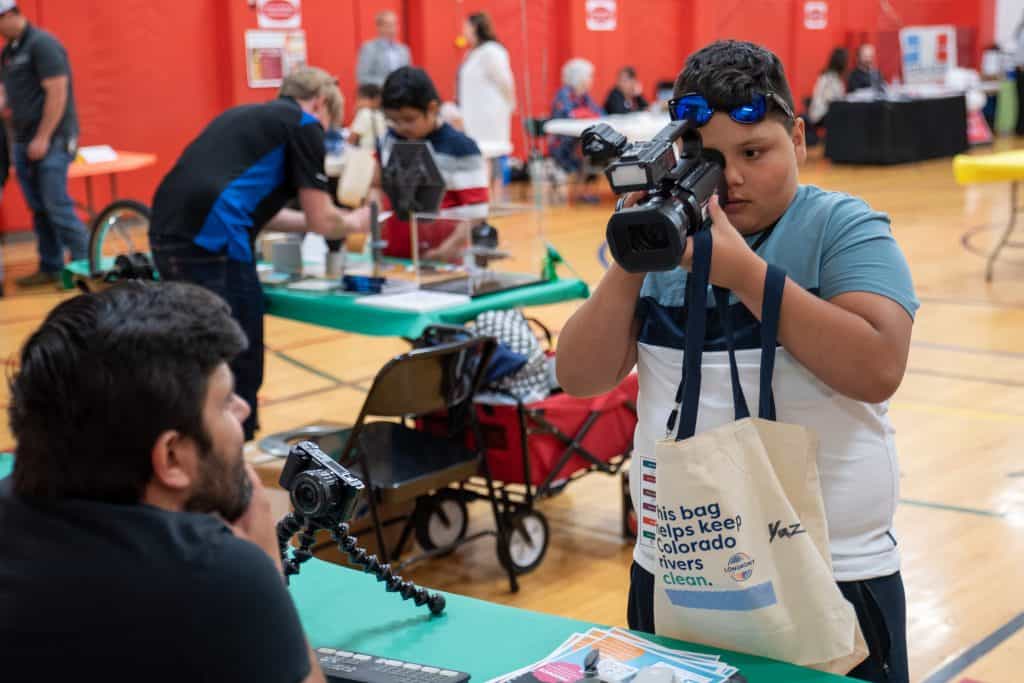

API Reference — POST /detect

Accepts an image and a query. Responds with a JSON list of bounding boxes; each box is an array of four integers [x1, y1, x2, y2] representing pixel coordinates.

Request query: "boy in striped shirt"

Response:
[[379, 66, 489, 261]]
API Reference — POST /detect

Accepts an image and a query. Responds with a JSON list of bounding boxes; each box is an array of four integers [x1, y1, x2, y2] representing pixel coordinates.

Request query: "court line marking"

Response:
[[918, 295, 1024, 311], [904, 368, 1024, 389], [912, 340, 1024, 360], [270, 333, 349, 352], [890, 400, 1024, 423], [898, 498, 1005, 519], [921, 612, 1024, 683]]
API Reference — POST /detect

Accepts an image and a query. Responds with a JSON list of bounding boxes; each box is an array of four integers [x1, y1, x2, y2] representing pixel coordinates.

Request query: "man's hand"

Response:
[[679, 195, 766, 297], [342, 205, 372, 236], [227, 464, 283, 574], [27, 135, 51, 161]]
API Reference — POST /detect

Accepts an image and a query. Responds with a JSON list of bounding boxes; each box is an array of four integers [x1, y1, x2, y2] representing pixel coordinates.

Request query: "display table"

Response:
[[953, 149, 1024, 280], [62, 258, 589, 338], [291, 559, 849, 683], [68, 150, 158, 218], [544, 111, 670, 140], [825, 94, 968, 164]]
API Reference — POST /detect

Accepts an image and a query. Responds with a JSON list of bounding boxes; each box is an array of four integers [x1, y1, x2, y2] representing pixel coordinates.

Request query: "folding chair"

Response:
[[336, 333, 521, 592]]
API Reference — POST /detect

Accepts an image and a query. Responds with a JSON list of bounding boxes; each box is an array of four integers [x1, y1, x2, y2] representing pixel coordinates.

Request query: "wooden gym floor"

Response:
[[1, 141, 1023, 682]]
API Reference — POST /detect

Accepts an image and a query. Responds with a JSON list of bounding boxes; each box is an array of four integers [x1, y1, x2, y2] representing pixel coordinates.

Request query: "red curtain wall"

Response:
[[0, 0, 994, 233]]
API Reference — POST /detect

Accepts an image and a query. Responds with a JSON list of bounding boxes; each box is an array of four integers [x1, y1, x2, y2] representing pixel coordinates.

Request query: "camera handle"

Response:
[[276, 512, 447, 616]]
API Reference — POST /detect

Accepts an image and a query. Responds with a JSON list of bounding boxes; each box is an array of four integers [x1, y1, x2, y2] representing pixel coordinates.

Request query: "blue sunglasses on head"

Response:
[[668, 92, 795, 126]]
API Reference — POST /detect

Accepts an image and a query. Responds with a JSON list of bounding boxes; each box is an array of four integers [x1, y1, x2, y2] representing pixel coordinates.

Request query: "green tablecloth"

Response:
[[62, 258, 589, 338], [291, 559, 847, 682], [264, 277, 589, 337]]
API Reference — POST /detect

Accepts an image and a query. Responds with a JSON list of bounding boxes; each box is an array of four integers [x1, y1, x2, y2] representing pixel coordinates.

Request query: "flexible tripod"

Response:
[[277, 511, 446, 616]]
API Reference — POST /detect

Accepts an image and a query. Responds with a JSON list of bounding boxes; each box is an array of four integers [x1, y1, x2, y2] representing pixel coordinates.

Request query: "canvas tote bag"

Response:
[[651, 230, 867, 673]]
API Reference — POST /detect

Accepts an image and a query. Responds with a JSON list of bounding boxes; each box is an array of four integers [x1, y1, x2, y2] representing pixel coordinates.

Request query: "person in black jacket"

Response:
[[848, 44, 885, 92], [604, 66, 649, 114]]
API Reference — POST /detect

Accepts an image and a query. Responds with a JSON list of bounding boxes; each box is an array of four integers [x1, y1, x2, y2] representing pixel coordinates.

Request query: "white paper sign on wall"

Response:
[[585, 0, 617, 32], [804, 1, 828, 30]]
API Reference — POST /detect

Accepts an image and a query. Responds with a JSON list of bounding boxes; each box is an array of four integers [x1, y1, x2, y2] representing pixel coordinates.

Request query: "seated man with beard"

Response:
[[0, 282, 325, 683]]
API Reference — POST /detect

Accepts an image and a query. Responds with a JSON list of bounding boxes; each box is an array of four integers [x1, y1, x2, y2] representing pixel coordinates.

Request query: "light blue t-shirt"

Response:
[[636, 184, 919, 351]]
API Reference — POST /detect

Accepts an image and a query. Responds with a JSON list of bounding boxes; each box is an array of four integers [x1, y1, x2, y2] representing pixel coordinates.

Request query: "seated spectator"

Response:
[[0, 281, 325, 681], [348, 83, 387, 151], [848, 43, 885, 92], [805, 47, 847, 146], [378, 66, 489, 261], [549, 58, 602, 176], [604, 66, 649, 114]]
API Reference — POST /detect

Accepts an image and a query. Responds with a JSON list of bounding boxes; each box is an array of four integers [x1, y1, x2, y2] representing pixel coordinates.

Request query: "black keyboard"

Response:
[[316, 648, 471, 683]]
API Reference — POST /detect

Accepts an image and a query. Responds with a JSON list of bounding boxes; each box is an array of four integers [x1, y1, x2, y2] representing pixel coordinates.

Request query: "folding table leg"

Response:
[[987, 181, 1019, 282]]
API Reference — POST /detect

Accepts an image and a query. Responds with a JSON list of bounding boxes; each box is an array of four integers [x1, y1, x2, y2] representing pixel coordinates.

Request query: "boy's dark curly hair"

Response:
[[674, 40, 795, 131]]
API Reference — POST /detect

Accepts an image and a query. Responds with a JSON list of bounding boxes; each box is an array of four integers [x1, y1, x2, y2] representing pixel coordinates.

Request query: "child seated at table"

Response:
[[377, 66, 489, 262]]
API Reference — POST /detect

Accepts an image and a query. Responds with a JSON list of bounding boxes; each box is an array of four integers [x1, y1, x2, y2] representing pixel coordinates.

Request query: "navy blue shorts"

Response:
[[627, 562, 908, 683]]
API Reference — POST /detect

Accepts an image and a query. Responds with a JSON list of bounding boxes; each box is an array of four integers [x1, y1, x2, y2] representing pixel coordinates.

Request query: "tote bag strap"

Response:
[[671, 233, 788, 439], [758, 264, 786, 421], [674, 229, 712, 441]]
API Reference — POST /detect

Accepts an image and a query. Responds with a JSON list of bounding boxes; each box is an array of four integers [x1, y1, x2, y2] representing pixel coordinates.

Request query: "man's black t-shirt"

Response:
[[0, 23, 79, 143], [149, 96, 329, 263], [0, 478, 311, 683]]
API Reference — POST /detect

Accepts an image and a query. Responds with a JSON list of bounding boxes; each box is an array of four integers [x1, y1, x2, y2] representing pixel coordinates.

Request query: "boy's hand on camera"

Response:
[[680, 194, 766, 297], [228, 464, 284, 574]]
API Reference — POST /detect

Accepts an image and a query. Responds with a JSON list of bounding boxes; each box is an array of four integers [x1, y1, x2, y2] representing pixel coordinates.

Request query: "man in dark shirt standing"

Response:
[[150, 66, 368, 440], [1, 281, 324, 683], [0, 2, 89, 287], [847, 43, 886, 92], [603, 66, 649, 115]]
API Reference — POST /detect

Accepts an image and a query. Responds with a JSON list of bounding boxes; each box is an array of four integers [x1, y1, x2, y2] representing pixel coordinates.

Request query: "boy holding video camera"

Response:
[[556, 40, 917, 683]]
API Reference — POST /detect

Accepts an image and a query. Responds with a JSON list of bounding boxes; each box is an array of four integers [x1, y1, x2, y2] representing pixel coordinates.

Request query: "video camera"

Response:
[[581, 119, 726, 272]]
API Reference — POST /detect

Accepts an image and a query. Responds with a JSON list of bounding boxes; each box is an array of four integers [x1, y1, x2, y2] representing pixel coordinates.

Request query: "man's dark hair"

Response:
[[619, 66, 637, 80], [8, 282, 247, 502], [674, 40, 795, 131], [358, 83, 382, 100], [381, 66, 440, 113]]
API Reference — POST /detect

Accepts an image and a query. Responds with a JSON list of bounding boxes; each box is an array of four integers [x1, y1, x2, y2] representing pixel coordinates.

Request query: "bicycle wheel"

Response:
[[88, 199, 151, 275]]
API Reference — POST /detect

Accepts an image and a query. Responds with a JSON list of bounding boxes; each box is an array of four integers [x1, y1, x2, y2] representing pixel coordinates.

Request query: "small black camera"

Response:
[[581, 119, 726, 273], [279, 441, 365, 527]]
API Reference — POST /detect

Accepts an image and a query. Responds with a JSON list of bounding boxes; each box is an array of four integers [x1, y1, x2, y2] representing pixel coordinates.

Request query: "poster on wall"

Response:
[[899, 25, 958, 85], [585, 0, 617, 31], [245, 30, 307, 88], [257, 0, 301, 29], [803, 2, 828, 30]]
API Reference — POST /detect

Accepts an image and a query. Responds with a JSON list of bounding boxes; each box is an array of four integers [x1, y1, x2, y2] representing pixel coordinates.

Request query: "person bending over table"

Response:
[[148, 66, 369, 441], [377, 66, 489, 262], [1, 281, 325, 682]]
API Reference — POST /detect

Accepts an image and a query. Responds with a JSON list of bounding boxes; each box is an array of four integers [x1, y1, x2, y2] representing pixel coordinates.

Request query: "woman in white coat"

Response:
[[458, 12, 515, 197]]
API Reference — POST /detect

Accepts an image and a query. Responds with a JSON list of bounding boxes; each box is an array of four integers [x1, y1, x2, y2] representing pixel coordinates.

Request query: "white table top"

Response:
[[543, 111, 671, 141]]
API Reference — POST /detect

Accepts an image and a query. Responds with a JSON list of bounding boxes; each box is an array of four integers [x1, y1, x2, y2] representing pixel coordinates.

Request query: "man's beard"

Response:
[[184, 444, 253, 522]]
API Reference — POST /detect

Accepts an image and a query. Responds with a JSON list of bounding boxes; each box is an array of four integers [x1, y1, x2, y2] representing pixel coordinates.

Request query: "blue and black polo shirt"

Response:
[[150, 96, 328, 262]]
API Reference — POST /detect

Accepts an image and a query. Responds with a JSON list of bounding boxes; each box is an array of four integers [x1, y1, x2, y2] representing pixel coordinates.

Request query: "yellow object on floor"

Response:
[[953, 150, 1024, 184]]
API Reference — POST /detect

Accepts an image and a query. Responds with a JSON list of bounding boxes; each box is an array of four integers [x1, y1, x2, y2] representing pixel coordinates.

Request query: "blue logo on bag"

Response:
[[724, 552, 755, 582]]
